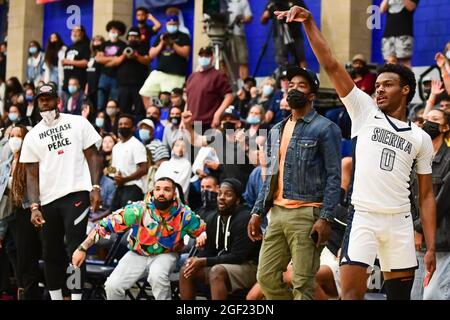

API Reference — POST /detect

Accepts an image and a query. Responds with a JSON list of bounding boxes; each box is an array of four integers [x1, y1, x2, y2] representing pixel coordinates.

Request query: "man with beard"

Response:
[[72, 177, 206, 300], [62, 26, 90, 92], [19, 83, 103, 300], [247, 66, 342, 300], [179, 179, 261, 300]]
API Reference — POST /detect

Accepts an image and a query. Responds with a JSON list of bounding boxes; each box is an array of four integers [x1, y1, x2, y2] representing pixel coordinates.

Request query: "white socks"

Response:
[[71, 293, 83, 300], [49, 290, 83, 300], [49, 289, 63, 300]]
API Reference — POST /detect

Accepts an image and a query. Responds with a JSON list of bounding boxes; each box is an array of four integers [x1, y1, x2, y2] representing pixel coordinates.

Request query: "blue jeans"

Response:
[[423, 252, 450, 300], [411, 251, 424, 300], [97, 74, 119, 110]]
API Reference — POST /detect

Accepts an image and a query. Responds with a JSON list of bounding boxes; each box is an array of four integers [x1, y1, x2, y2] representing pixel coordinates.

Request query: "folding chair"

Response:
[[84, 230, 131, 300]]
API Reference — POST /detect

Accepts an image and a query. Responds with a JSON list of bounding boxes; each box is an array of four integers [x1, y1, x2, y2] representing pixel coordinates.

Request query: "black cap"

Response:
[[127, 27, 141, 37], [286, 66, 320, 93], [221, 105, 240, 120], [35, 83, 58, 99]]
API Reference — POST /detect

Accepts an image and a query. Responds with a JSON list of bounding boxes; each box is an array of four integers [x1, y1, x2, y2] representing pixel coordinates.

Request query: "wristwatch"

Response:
[[77, 244, 87, 253]]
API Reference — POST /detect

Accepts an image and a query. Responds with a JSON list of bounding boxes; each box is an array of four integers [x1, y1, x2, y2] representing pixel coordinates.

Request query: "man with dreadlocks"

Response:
[[72, 177, 206, 300]]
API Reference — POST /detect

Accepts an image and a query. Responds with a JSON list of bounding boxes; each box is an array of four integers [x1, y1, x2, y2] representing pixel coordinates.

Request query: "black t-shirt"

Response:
[[100, 40, 127, 78], [116, 42, 150, 86], [153, 31, 190, 76], [383, 0, 419, 37], [86, 57, 102, 94], [63, 40, 90, 90], [138, 24, 156, 46], [101, 40, 127, 78], [266, 0, 308, 39]]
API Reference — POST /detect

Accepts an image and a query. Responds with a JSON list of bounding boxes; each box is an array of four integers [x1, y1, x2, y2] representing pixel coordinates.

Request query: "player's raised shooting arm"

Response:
[[276, 6, 355, 98]]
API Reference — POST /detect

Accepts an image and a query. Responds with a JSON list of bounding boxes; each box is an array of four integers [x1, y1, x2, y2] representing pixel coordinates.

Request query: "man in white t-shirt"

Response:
[[19, 83, 103, 300], [226, 0, 252, 80], [111, 114, 148, 210], [275, 6, 436, 300]]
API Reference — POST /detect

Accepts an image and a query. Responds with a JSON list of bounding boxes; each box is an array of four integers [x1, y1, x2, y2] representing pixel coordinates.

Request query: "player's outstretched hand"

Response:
[[274, 6, 312, 23]]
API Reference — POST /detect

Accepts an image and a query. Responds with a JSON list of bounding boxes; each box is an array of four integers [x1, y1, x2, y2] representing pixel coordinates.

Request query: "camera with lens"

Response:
[[267, 0, 294, 16], [123, 46, 135, 58]]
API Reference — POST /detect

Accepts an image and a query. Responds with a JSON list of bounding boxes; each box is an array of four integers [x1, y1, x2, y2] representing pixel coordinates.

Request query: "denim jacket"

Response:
[[251, 109, 342, 221]]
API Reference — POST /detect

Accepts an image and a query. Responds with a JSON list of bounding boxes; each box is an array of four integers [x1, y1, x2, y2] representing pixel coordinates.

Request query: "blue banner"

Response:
[[135, 0, 188, 9]]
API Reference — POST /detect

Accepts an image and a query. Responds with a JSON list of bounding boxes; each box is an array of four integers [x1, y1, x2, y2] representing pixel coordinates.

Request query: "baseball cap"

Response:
[[151, 143, 170, 163], [352, 54, 367, 64], [127, 27, 141, 37], [286, 66, 320, 93], [222, 105, 240, 120], [167, 15, 179, 23], [138, 118, 155, 129], [35, 83, 58, 99]]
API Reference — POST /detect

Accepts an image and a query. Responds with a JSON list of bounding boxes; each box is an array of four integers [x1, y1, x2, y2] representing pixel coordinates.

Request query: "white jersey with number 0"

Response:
[[340, 86, 433, 214]]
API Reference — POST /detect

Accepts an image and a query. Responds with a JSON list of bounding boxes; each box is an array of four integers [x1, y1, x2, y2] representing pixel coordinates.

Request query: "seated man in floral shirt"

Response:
[[72, 177, 206, 300]]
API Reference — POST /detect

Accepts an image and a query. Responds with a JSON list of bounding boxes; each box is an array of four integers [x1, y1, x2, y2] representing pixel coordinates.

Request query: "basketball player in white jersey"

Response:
[[275, 6, 436, 300]]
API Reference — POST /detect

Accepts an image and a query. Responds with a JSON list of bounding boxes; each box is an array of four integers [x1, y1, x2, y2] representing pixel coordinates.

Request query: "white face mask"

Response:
[[446, 51, 450, 60], [109, 32, 119, 40], [40, 109, 58, 126], [8, 137, 23, 153]]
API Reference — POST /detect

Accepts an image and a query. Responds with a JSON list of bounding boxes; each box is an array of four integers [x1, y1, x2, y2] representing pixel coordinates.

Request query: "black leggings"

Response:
[[41, 191, 90, 294], [9, 207, 42, 300]]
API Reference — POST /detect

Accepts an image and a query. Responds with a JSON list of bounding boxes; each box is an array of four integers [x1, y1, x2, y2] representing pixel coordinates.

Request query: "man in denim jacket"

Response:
[[248, 66, 341, 300]]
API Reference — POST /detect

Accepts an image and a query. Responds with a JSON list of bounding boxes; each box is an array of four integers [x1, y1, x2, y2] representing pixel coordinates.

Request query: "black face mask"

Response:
[[170, 116, 181, 126], [223, 122, 236, 131], [137, 19, 146, 25], [281, 109, 291, 119], [422, 121, 442, 140], [287, 89, 309, 110], [93, 45, 102, 51], [147, 116, 159, 124], [154, 198, 173, 211], [118, 127, 133, 138], [353, 67, 364, 75], [201, 190, 218, 209]]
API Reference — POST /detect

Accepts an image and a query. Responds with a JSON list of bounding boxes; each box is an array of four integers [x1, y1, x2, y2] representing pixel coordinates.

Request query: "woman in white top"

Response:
[[26, 41, 45, 88], [155, 138, 192, 199]]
